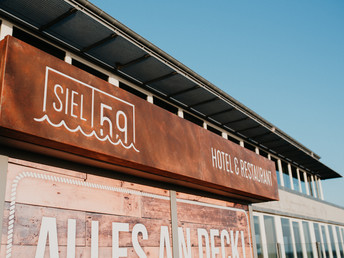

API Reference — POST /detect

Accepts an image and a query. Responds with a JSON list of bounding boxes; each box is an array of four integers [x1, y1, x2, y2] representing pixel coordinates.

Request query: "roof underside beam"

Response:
[[237, 125, 261, 133], [168, 85, 200, 98], [116, 54, 150, 70], [223, 116, 249, 126], [189, 97, 218, 108], [81, 33, 118, 52], [206, 107, 234, 118], [143, 71, 177, 85], [39, 7, 77, 32]]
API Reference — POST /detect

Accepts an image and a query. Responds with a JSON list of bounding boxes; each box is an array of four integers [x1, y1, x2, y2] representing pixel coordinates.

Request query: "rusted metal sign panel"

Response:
[[1, 160, 253, 257], [0, 36, 278, 201]]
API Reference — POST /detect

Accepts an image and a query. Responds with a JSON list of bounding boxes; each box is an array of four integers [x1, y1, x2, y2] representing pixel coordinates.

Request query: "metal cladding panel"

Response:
[[120, 57, 174, 83], [192, 99, 231, 116], [0, 36, 279, 202], [0, 0, 71, 27], [45, 11, 113, 50], [228, 119, 259, 132], [86, 36, 147, 67], [241, 126, 270, 139], [148, 74, 196, 96], [173, 87, 215, 107]]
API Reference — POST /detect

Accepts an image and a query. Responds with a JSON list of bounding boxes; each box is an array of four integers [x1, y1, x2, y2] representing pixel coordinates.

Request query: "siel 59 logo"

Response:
[[34, 67, 139, 152]]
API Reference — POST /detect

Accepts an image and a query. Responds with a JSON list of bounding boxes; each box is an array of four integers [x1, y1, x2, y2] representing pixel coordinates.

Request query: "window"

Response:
[[260, 149, 269, 158], [227, 134, 240, 145], [12, 27, 65, 60], [328, 226, 337, 258], [281, 161, 291, 189], [291, 166, 299, 191], [72, 59, 108, 81], [254, 216, 264, 258], [264, 215, 278, 258], [183, 112, 203, 127], [207, 125, 222, 136], [281, 218, 294, 258], [271, 157, 281, 186], [153, 97, 178, 114], [292, 221, 303, 258], [321, 225, 330, 258], [244, 142, 256, 152], [119, 82, 147, 100], [302, 222, 314, 258], [314, 223, 325, 258], [335, 227, 344, 257]]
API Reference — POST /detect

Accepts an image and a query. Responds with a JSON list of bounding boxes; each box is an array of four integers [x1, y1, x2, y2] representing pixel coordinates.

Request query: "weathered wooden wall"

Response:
[[1, 158, 253, 257]]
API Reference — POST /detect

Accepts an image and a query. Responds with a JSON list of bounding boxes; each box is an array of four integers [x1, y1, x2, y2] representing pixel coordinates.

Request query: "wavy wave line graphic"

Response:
[[34, 114, 140, 152]]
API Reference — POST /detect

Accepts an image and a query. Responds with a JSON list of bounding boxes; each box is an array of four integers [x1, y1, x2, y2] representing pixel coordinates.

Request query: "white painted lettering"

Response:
[[234, 157, 239, 175], [112, 222, 129, 258], [132, 223, 148, 258], [91, 221, 99, 258], [70, 90, 78, 118], [198, 228, 210, 258], [210, 229, 220, 258], [211, 148, 217, 169], [220, 229, 230, 258], [241, 231, 246, 258], [67, 219, 76, 258], [159, 226, 172, 258], [116, 110, 128, 144], [53, 84, 63, 112], [230, 230, 240, 258], [80, 94, 87, 121], [100, 103, 113, 137], [178, 227, 192, 258], [35, 217, 59, 258]]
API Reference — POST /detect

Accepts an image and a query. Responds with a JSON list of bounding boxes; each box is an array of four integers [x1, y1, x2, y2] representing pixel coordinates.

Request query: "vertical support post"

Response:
[[222, 132, 228, 139], [0, 155, 9, 242], [203, 122, 207, 129], [277, 159, 284, 187], [311, 176, 317, 198], [255, 147, 260, 155], [318, 179, 324, 200], [147, 94, 153, 104], [240, 141, 244, 147], [108, 76, 119, 87], [303, 172, 310, 195], [170, 190, 179, 258], [248, 205, 258, 258], [296, 168, 302, 193], [0, 20, 13, 40], [177, 109, 184, 118], [288, 163, 294, 190], [65, 52, 72, 64]]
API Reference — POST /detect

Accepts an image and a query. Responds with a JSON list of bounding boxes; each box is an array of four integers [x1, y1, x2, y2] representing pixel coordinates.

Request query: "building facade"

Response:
[[0, 0, 343, 257]]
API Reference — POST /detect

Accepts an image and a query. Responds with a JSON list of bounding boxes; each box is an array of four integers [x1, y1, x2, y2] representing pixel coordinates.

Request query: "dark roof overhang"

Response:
[[0, 0, 340, 179]]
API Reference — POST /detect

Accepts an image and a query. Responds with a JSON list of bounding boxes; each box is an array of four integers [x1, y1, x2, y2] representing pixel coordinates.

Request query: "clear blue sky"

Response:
[[90, 0, 344, 206]]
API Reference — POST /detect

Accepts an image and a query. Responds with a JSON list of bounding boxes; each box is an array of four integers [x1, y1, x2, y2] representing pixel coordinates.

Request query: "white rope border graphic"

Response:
[[5, 171, 170, 258]]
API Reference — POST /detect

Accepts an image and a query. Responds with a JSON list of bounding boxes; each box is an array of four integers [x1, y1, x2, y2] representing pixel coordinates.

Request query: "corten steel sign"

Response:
[[0, 36, 278, 201]]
